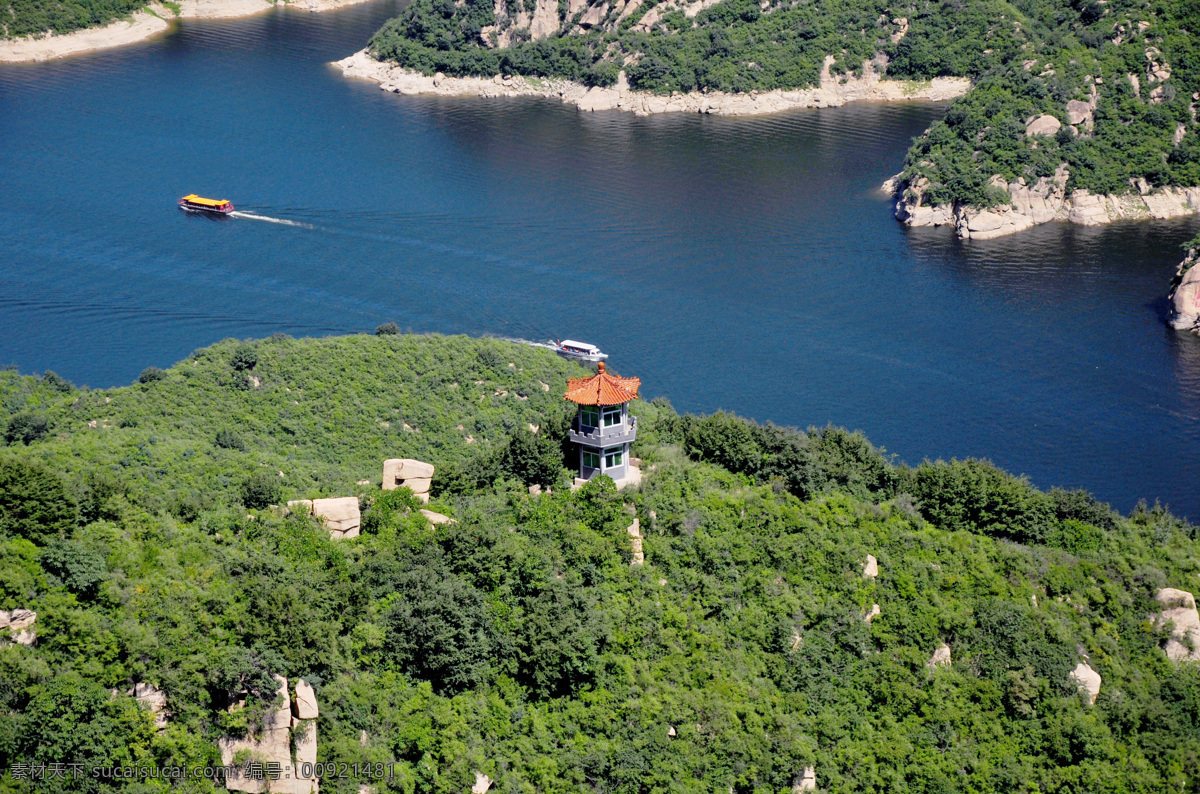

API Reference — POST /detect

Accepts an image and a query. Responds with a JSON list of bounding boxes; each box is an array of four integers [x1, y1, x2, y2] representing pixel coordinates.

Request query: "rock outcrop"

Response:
[[862, 554, 878, 578], [1025, 114, 1061, 137], [218, 676, 319, 793], [131, 682, 169, 729], [927, 643, 952, 668], [1, 609, 37, 646], [288, 497, 360, 539], [313, 498, 360, 538], [1155, 588, 1200, 662], [792, 766, 816, 792], [382, 458, 434, 503], [1169, 250, 1200, 333], [627, 518, 644, 566], [472, 773, 492, 794], [864, 604, 881, 623], [888, 162, 1200, 240], [335, 49, 969, 118], [418, 509, 454, 525], [294, 679, 318, 720], [1068, 662, 1102, 705]]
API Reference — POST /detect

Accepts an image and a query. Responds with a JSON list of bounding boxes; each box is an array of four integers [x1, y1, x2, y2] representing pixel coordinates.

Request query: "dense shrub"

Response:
[[0, 458, 76, 543], [229, 344, 258, 372], [685, 411, 762, 475], [908, 458, 1056, 543], [137, 366, 167, 384], [214, 429, 246, 451], [208, 643, 288, 706], [39, 539, 107, 601], [374, 322, 400, 336], [5, 413, 49, 446], [16, 672, 156, 792], [41, 371, 73, 393], [382, 558, 496, 694], [239, 472, 282, 509]]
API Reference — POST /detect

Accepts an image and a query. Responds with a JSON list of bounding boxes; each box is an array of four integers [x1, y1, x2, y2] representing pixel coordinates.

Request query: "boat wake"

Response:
[[229, 211, 314, 229], [498, 337, 558, 351]]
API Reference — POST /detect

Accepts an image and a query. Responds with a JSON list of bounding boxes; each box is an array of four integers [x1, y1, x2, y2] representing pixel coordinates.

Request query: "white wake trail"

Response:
[[229, 211, 314, 229]]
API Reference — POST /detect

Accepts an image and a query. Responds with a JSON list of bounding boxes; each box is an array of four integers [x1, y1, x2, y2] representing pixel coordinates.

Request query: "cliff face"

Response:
[[1170, 249, 1200, 333], [885, 166, 1200, 241], [479, 0, 743, 47]]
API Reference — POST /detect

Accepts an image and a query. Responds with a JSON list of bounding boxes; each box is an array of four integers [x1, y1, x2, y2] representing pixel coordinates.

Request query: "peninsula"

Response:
[[1, 332, 1199, 791], [346, 0, 1200, 238], [0, 0, 375, 62]]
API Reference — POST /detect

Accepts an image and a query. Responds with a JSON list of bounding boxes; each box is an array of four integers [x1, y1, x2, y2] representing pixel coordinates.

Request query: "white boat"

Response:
[[554, 339, 608, 362]]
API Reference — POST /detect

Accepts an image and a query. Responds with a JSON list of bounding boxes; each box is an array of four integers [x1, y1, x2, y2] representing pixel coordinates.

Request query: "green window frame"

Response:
[[604, 446, 623, 468], [580, 406, 600, 428], [582, 450, 600, 469], [602, 405, 622, 427]]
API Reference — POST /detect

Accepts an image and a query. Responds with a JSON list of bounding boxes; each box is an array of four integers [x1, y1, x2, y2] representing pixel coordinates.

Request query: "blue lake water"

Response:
[[2, 1, 1199, 517]]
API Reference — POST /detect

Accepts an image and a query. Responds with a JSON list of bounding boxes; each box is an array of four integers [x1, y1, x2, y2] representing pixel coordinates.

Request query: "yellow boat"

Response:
[[178, 194, 234, 215]]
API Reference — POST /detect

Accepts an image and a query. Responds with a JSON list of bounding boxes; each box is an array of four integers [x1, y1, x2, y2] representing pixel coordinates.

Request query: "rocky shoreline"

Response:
[[883, 167, 1200, 241], [1170, 246, 1200, 333], [333, 49, 971, 117], [0, 0, 375, 63]]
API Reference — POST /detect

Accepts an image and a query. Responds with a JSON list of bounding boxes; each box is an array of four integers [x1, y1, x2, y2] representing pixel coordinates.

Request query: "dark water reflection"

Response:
[[1, 1, 1198, 516]]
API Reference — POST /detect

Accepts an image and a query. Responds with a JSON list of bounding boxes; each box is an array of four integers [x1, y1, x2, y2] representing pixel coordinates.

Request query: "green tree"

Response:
[[240, 472, 282, 509], [0, 459, 76, 544], [5, 414, 49, 446]]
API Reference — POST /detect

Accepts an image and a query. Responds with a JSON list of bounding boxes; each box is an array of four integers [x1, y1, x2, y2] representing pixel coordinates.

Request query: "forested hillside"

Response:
[[368, 0, 1200, 206], [1, 0, 153, 38], [2, 333, 1199, 793]]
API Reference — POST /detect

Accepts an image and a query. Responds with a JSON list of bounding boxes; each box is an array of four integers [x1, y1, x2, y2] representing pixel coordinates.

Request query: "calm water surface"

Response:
[[2, 2, 1199, 516]]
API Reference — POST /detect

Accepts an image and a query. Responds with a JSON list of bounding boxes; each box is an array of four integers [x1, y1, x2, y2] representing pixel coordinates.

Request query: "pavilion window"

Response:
[[580, 406, 600, 428], [582, 449, 600, 469], [604, 446, 623, 468], [602, 405, 622, 427]]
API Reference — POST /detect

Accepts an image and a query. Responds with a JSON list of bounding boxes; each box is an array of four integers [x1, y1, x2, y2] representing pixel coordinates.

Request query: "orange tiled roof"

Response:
[[564, 362, 641, 406]]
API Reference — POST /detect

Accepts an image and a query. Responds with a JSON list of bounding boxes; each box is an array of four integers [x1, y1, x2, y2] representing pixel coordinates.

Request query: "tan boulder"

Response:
[[218, 676, 319, 793], [903, 203, 954, 227], [792, 766, 816, 792], [1026, 114, 1062, 137], [927, 643, 952, 668], [472, 773, 492, 794], [8, 609, 36, 631], [398, 477, 432, 495], [862, 554, 878, 578], [1068, 662, 1102, 705], [1067, 190, 1112, 225], [382, 458, 434, 488], [132, 682, 169, 728], [294, 720, 317, 766], [627, 518, 644, 566], [419, 509, 455, 525], [1155, 588, 1200, 661], [219, 676, 292, 792], [312, 497, 360, 536], [864, 604, 881, 623], [2, 609, 36, 646], [294, 680, 318, 720], [1066, 99, 1092, 126]]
